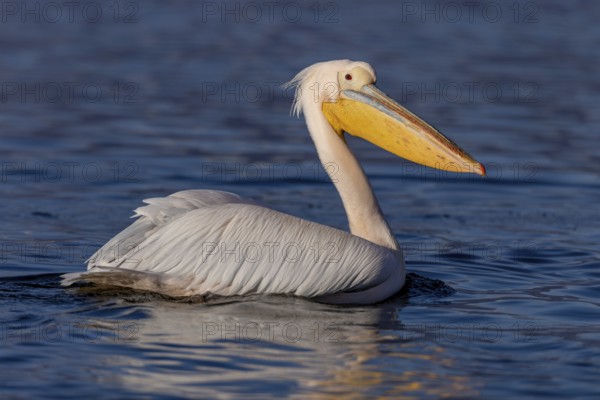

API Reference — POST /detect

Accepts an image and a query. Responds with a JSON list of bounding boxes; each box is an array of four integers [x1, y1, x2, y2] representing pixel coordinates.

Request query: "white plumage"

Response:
[[64, 60, 483, 304], [65, 189, 403, 304]]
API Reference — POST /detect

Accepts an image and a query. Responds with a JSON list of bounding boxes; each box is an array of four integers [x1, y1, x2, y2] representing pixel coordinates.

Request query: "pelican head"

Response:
[[286, 60, 485, 175]]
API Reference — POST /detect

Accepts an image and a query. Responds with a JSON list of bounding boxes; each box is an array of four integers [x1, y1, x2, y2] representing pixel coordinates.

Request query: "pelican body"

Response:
[[64, 60, 484, 304]]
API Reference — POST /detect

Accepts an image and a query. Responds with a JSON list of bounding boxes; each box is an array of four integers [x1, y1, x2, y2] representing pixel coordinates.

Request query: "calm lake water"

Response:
[[1, 0, 599, 398]]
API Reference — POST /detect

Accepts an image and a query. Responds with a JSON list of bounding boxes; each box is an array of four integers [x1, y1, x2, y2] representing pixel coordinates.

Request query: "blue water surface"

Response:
[[1, 0, 599, 398]]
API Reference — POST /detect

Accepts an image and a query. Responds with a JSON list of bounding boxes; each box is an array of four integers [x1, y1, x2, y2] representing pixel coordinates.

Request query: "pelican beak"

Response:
[[322, 84, 485, 176]]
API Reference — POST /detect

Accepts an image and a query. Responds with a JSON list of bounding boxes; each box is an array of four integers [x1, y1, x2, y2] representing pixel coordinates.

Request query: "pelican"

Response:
[[63, 60, 484, 304]]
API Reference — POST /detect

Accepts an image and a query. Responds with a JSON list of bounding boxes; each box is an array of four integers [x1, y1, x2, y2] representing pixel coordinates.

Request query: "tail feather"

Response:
[[86, 190, 253, 270]]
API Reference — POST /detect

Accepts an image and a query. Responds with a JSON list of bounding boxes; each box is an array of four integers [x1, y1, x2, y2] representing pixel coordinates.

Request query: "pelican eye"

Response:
[[344, 74, 352, 81]]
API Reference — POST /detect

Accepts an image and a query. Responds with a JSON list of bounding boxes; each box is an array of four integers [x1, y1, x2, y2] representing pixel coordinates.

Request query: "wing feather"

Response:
[[66, 190, 402, 302]]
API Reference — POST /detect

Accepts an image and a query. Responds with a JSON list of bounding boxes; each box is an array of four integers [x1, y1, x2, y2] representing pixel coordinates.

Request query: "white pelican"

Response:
[[64, 60, 485, 304]]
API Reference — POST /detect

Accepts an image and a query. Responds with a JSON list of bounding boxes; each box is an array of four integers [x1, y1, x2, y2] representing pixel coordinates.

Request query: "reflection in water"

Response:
[[66, 283, 478, 398]]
